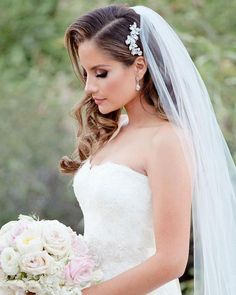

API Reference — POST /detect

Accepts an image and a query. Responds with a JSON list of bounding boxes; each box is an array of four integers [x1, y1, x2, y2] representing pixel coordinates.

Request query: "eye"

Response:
[[82, 70, 87, 80], [96, 71, 108, 78]]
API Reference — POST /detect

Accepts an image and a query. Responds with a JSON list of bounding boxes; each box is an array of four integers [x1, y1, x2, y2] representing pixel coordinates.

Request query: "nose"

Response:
[[84, 76, 98, 96]]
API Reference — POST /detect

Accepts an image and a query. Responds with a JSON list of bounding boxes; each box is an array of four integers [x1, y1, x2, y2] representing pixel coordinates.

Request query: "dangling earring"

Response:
[[136, 77, 141, 91]]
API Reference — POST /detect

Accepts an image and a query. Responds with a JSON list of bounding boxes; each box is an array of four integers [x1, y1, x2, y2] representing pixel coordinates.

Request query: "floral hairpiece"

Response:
[[125, 22, 143, 56]]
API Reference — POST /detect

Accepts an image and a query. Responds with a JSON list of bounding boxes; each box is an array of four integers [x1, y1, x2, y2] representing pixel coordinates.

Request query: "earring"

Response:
[[136, 77, 141, 91]]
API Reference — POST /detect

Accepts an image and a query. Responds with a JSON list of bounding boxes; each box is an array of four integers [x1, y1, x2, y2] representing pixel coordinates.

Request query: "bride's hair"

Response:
[[59, 4, 168, 175]]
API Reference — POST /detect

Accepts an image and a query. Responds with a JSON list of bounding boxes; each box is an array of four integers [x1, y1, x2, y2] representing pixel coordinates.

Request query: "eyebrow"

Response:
[[82, 64, 111, 71]]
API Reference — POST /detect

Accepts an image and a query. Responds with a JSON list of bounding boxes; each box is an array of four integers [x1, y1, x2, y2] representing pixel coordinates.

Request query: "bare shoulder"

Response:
[[146, 121, 193, 181], [151, 121, 186, 146], [149, 122, 191, 159]]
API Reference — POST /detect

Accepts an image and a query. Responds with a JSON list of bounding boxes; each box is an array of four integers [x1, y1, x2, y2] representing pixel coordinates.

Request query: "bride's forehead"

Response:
[[78, 40, 101, 54], [78, 41, 120, 70]]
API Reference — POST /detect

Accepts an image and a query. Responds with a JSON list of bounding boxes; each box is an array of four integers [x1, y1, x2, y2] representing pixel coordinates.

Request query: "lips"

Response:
[[93, 97, 106, 105], [93, 97, 105, 101]]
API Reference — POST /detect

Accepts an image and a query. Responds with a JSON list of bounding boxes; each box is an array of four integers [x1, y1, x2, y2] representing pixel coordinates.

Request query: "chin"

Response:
[[98, 106, 120, 115], [98, 108, 108, 115]]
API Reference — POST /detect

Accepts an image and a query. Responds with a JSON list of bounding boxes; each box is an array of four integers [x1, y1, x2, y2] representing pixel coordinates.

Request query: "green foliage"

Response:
[[0, 0, 84, 230]]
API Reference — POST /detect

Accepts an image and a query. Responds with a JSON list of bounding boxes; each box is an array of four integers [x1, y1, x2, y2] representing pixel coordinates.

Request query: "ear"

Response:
[[133, 56, 148, 80]]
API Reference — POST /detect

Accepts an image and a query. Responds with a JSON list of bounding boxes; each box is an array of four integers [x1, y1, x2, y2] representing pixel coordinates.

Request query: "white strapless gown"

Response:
[[72, 115, 182, 295]]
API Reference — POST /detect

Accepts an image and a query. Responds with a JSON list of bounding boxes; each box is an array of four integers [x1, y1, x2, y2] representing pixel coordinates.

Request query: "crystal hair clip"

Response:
[[125, 22, 143, 56]]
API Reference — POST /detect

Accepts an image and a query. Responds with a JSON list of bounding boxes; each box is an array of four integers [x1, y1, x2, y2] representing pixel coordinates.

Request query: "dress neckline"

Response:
[[86, 114, 148, 179], [86, 157, 148, 180]]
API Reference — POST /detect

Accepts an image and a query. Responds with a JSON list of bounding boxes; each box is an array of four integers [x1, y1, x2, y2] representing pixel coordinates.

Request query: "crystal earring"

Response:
[[136, 77, 141, 91]]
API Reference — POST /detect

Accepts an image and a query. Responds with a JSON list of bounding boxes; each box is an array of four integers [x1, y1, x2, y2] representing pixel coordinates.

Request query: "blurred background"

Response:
[[0, 0, 235, 293]]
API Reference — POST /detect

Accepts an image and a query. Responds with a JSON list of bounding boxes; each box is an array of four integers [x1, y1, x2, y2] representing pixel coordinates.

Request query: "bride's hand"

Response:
[[81, 288, 89, 295], [82, 285, 100, 295]]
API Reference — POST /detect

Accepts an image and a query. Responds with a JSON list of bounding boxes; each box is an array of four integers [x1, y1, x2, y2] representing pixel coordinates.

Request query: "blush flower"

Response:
[[0, 247, 20, 276], [42, 220, 72, 258], [64, 256, 95, 286], [20, 250, 54, 275]]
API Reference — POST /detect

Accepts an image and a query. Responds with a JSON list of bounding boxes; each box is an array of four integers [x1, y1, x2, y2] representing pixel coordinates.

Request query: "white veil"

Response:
[[132, 5, 236, 295]]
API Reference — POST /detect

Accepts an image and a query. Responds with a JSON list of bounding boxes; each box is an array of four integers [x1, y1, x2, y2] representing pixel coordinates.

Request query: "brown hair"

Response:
[[59, 4, 168, 175]]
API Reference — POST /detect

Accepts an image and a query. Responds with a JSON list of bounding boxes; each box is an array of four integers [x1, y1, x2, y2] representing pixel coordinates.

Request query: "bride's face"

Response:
[[78, 40, 139, 114]]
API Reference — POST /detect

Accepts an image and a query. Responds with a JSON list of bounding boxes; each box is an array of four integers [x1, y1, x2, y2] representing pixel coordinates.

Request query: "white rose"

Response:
[[0, 247, 20, 275], [42, 220, 72, 258], [0, 221, 17, 237], [1, 232, 16, 249], [6, 280, 25, 295], [15, 227, 43, 254], [20, 250, 55, 275], [0, 236, 8, 254], [0, 220, 30, 247]]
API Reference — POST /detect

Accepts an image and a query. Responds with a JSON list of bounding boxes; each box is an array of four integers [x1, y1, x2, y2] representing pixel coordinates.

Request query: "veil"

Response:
[[131, 5, 236, 295]]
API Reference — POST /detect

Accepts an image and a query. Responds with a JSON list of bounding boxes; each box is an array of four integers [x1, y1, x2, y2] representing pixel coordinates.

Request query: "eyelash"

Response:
[[83, 71, 108, 79], [96, 72, 108, 78]]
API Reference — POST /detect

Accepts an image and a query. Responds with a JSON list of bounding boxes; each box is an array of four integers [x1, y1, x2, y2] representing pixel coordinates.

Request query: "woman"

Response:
[[60, 4, 236, 295]]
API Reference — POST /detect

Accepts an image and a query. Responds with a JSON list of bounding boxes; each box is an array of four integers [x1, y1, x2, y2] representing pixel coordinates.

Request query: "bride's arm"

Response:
[[83, 125, 193, 295], [83, 253, 182, 295]]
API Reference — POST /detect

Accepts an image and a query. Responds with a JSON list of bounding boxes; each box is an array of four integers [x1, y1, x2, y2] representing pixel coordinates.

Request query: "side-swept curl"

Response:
[[59, 4, 167, 175]]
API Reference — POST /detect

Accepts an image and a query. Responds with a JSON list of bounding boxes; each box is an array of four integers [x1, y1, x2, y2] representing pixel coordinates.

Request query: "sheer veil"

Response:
[[131, 5, 236, 295]]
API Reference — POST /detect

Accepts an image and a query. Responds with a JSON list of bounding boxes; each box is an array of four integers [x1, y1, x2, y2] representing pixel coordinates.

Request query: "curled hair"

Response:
[[59, 4, 168, 175]]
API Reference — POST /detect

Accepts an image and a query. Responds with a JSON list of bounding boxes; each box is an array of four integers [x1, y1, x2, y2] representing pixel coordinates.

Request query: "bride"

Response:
[[60, 4, 236, 295]]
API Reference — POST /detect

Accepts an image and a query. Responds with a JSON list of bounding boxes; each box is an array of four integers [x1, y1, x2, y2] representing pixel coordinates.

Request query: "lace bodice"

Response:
[[72, 115, 182, 295]]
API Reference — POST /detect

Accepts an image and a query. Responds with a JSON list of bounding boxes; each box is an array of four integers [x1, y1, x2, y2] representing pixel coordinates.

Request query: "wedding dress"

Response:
[[72, 115, 182, 295]]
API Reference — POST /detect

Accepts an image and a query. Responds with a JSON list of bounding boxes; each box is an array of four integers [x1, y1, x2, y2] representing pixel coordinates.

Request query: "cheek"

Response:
[[105, 71, 135, 100]]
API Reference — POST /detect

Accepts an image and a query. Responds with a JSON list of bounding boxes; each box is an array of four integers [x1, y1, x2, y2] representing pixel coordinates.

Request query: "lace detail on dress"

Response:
[[72, 114, 182, 295]]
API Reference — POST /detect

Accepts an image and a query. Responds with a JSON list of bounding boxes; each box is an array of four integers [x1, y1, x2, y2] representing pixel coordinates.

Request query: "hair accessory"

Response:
[[125, 22, 143, 56]]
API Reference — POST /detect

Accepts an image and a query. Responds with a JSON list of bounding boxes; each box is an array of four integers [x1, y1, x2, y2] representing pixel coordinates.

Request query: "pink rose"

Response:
[[64, 256, 95, 286]]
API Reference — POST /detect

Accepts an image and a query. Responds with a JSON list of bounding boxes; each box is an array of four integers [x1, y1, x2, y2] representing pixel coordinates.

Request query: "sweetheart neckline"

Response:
[[86, 158, 149, 180], [82, 114, 148, 181]]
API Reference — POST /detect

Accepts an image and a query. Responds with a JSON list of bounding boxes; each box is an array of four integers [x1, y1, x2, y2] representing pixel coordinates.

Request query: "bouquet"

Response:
[[0, 215, 103, 295]]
